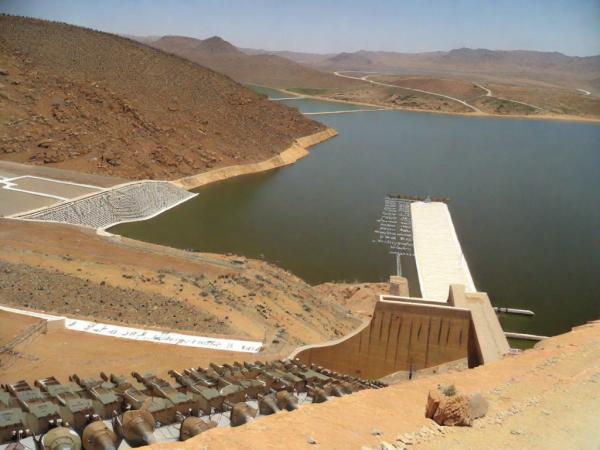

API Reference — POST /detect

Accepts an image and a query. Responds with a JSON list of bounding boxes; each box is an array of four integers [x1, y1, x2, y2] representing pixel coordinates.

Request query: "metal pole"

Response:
[[396, 253, 402, 276]]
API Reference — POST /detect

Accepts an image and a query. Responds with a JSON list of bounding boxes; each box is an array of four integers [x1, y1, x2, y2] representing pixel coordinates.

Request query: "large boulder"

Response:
[[432, 394, 472, 426], [425, 388, 488, 426], [425, 389, 442, 418]]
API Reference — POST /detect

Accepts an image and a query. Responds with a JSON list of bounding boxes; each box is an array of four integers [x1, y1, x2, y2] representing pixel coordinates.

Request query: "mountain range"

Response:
[[132, 33, 600, 92]]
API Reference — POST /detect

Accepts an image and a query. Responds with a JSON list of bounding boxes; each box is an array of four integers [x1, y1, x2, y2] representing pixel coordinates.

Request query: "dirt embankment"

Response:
[[0, 15, 324, 180], [0, 219, 381, 348]]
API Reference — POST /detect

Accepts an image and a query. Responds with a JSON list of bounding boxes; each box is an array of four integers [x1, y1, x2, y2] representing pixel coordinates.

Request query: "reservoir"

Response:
[[113, 88, 600, 338]]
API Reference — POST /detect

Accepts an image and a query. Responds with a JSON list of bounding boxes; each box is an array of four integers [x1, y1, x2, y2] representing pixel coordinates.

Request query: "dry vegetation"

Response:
[[0, 15, 324, 180]]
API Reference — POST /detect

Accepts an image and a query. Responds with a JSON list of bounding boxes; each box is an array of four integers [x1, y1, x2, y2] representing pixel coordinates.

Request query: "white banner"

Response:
[[0, 305, 262, 353], [64, 319, 262, 353]]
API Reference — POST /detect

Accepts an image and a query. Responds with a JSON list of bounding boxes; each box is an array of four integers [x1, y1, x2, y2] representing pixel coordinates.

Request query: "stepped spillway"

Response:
[[16, 181, 196, 229]]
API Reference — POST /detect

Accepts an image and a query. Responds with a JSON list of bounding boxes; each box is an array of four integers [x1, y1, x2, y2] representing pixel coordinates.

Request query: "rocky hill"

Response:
[[151, 35, 360, 89], [0, 15, 325, 180]]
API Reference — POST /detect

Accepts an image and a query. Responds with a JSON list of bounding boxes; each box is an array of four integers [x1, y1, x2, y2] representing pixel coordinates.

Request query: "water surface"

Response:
[[114, 89, 600, 337]]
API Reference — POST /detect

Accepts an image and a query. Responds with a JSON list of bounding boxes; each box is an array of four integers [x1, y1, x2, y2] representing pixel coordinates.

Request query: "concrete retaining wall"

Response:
[[173, 128, 338, 190], [17, 181, 195, 229], [293, 298, 472, 379]]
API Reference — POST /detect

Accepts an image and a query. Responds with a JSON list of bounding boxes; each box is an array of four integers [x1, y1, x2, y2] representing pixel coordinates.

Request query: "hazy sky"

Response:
[[2, 0, 599, 56]]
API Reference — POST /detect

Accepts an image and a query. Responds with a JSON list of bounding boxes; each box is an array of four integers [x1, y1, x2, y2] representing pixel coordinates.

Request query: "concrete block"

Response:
[[389, 276, 409, 297]]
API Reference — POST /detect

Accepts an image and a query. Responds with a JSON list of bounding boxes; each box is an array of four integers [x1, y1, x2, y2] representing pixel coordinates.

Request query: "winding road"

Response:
[[268, 71, 562, 116], [335, 71, 550, 114], [335, 71, 483, 113], [473, 82, 546, 112]]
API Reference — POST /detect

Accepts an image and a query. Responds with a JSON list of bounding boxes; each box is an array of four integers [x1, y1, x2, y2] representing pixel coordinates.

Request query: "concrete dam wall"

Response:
[[293, 296, 473, 380], [292, 283, 508, 380]]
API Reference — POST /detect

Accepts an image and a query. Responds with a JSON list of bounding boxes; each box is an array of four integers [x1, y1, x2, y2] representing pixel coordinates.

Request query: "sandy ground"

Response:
[[143, 321, 600, 450], [0, 310, 264, 383]]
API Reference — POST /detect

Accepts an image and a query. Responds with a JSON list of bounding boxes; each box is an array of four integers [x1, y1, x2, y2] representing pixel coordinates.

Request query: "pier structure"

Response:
[[411, 201, 476, 300]]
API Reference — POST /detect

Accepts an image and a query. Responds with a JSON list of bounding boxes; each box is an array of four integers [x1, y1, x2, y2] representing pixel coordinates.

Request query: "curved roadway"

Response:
[[335, 71, 482, 113], [473, 82, 546, 112], [335, 71, 550, 114]]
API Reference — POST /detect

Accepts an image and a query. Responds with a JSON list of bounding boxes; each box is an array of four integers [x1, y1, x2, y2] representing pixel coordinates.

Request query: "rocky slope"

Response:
[[0, 219, 365, 348], [0, 15, 324, 180]]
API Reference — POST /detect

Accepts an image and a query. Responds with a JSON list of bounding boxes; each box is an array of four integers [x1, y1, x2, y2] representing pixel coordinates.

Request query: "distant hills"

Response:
[[149, 35, 360, 89], [251, 47, 600, 91], [0, 15, 324, 180], [128, 32, 599, 92]]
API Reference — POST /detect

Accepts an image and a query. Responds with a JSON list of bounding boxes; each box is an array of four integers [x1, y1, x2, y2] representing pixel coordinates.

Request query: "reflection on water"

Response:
[[113, 87, 600, 337]]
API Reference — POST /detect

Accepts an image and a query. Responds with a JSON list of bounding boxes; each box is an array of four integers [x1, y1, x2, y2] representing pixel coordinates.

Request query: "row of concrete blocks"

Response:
[[19, 182, 194, 229], [0, 359, 386, 449]]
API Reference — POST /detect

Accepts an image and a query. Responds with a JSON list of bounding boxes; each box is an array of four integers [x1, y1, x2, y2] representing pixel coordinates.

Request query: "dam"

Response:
[[292, 199, 509, 379], [112, 88, 600, 340]]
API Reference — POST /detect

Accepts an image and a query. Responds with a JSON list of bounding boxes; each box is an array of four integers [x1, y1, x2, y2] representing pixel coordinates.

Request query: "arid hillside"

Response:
[[150, 35, 361, 89], [0, 15, 324, 180]]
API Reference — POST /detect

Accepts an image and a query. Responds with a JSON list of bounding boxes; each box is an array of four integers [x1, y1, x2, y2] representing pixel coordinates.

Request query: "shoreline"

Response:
[[1, 129, 338, 232], [172, 127, 338, 190], [278, 88, 600, 124]]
